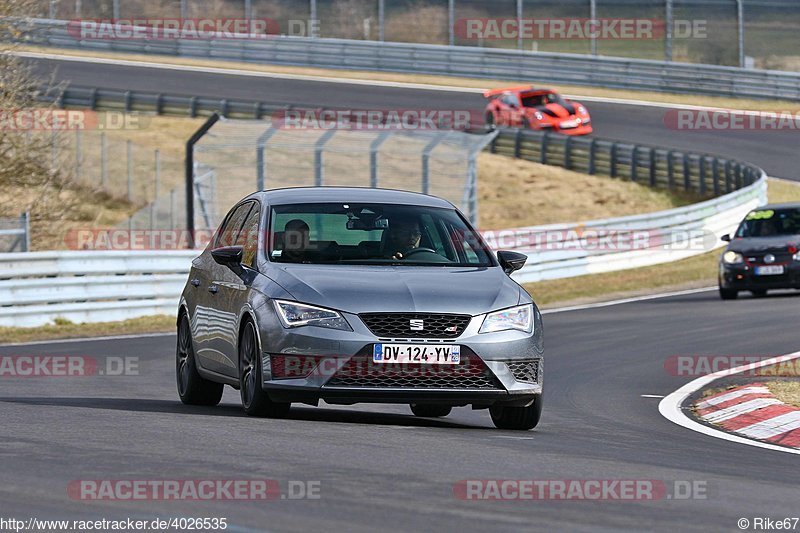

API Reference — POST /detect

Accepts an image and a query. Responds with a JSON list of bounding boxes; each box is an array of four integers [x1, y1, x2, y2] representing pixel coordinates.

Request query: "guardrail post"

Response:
[[610, 142, 617, 178], [724, 160, 732, 193], [155, 94, 163, 115], [699, 156, 707, 196], [540, 132, 549, 164], [712, 158, 720, 196], [630, 146, 638, 182], [314, 130, 337, 186], [189, 97, 198, 118], [124, 91, 131, 112], [588, 138, 596, 175], [683, 153, 690, 191], [89, 88, 98, 110], [20, 212, 30, 252], [667, 150, 675, 189], [220, 99, 229, 117], [564, 136, 573, 170], [648, 148, 656, 187], [514, 129, 523, 158]]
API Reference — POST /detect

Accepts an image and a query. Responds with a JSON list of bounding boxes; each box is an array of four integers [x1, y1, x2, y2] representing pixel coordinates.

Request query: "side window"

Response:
[[239, 203, 261, 268], [216, 202, 253, 248]]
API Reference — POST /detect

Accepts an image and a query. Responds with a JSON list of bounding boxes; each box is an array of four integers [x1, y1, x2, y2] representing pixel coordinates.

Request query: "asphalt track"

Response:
[[27, 56, 800, 180], [5, 55, 798, 531], [1, 290, 799, 532]]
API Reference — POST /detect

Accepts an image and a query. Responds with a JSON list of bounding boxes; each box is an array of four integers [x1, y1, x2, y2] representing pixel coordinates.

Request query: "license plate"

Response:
[[560, 119, 579, 128], [755, 265, 784, 275], [373, 344, 461, 365]]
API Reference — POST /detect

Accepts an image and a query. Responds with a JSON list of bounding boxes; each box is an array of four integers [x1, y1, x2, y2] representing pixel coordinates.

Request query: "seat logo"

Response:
[[764, 254, 776, 264], [409, 319, 424, 331]]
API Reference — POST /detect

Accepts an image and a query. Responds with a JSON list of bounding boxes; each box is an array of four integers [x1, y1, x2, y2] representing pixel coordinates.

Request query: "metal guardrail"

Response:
[[24, 18, 800, 101], [0, 213, 30, 253]]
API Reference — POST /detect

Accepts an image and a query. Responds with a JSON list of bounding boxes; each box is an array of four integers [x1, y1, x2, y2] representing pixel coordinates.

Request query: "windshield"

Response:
[[735, 208, 800, 238], [268, 203, 495, 267], [521, 91, 563, 108]]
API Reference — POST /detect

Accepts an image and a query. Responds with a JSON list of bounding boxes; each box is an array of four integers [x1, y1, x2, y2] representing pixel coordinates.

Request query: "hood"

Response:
[[727, 236, 800, 253], [268, 264, 521, 315]]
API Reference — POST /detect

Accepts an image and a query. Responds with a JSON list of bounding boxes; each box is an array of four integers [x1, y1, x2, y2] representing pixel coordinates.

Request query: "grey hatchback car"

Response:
[[176, 187, 544, 430]]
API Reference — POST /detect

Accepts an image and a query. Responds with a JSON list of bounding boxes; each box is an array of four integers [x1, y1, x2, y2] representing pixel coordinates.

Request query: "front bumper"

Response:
[[719, 262, 800, 290], [257, 309, 543, 407]]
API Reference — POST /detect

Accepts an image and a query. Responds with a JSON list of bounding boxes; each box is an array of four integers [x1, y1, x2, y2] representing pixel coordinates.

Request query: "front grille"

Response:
[[506, 360, 541, 384], [325, 355, 501, 389], [359, 313, 471, 339], [746, 251, 793, 265]]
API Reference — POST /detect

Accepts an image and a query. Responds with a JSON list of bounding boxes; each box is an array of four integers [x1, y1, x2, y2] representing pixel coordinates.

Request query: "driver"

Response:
[[281, 219, 310, 263], [385, 218, 422, 260]]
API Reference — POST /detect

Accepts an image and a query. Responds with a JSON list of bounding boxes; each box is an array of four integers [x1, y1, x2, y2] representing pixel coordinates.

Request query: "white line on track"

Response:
[[17, 50, 774, 113], [0, 331, 173, 347], [641, 394, 665, 398], [659, 351, 800, 455]]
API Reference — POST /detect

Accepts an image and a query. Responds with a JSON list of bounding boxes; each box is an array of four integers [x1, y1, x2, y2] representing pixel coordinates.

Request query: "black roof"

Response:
[[251, 187, 454, 208]]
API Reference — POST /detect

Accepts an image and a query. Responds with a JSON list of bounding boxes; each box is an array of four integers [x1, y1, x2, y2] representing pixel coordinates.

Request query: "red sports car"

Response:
[[484, 86, 592, 135]]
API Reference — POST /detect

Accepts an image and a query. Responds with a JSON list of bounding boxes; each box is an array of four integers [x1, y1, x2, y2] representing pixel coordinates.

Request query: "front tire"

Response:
[[239, 320, 291, 418], [176, 314, 224, 406], [410, 404, 452, 418], [719, 287, 738, 300], [490, 395, 542, 430]]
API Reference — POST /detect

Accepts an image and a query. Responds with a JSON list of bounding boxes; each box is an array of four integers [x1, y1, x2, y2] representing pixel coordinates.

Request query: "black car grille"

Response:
[[506, 360, 541, 384], [324, 355, 501, 389], [359, 313, 471, 339], [745, 251, 793, 265]]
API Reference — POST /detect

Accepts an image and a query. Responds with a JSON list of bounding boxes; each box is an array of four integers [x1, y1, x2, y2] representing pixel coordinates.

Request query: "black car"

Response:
[[718, 203, 800, 300]]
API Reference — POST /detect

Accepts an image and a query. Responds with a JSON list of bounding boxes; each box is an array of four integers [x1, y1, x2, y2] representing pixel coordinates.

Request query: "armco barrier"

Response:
[[0, 174, 766, 328], [22, 19, 800, 101]]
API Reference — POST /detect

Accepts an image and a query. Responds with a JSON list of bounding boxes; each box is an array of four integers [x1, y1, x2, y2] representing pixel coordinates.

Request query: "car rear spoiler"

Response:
[[482, 85, 535, 98]]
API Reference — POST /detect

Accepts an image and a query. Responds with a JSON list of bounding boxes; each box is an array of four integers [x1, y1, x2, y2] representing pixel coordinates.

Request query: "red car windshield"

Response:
[[521, 92, 563, 108]]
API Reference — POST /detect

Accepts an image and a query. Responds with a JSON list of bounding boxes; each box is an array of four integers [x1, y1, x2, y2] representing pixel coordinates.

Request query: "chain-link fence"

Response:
[[29, 0, 800, 70], [0, 213, 30, 253], [125, 118, 496, 235]]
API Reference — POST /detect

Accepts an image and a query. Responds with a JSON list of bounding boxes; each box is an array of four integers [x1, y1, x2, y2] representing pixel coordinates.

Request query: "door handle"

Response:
[[208, 285, 219, 294], [191, 278, 201, 287]]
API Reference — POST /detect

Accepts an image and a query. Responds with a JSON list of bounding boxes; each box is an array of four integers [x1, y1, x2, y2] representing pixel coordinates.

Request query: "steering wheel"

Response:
[[399, 247, 437, 258]]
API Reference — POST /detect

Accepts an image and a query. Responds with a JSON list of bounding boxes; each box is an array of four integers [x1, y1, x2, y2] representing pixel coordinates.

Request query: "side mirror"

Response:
[[497, 250, 527, 275], [211, 245, 244, 273], [721, 234, 731, 242]]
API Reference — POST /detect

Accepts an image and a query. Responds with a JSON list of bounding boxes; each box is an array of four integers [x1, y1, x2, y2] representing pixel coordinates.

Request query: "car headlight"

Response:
[[794, 252, 799, 262], [273, 300, 351, 331], [577, 105, 587, 114], [723, 251, 744, 264], [479, 304, 533, 334], [534, 111, 543, 120]]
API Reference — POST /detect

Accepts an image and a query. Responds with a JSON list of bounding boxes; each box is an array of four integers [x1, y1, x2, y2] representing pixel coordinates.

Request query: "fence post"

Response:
[[245, 0, 252, 20], [100, 133, 108, 188], [314, 130, 337, 186], [665, 0, 673, 62], [74, 130, 82, 182], [21, 212, 30, 253], [113, 0, 120, 18], [448, 0, 455, 46], [154, 149, 161, 201], [49, 0, 55, 19], [421, 132, 447, 195], [590, 0, 597, 56], [370, 131, 391, 188], [50, 129, 57, 171], [310, 0, 319, 38], [186, 114, 221, 248], [127, 140, 133, 202], [736, 0, 745, 68], [378, 0, 385, 41], [516, 0, 524, 50], [170, 189, 176, 230]]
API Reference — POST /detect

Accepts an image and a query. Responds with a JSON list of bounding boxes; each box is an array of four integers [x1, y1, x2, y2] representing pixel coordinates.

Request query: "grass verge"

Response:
[[767, 381, 800, 408], [0, 315, 175, 345], [22, 46, 799, 113]]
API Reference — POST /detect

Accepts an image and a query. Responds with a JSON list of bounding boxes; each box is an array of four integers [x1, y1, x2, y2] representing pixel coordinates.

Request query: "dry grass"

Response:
[[766, 381, 800, 408], [477, 152, 698, 230], [0, 315, 175, 345], [20, 46, 800, 113]]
